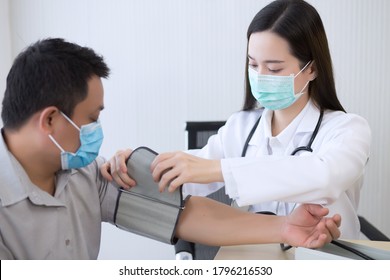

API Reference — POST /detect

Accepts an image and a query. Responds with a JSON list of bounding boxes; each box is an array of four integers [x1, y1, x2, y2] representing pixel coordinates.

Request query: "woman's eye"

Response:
[[249, 64, 258, 70], [268, 68, 282, 73]]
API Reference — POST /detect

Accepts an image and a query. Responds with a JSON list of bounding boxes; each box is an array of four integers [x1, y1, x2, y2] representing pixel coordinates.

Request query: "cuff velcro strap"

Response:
[[114, 146, 186, 244]]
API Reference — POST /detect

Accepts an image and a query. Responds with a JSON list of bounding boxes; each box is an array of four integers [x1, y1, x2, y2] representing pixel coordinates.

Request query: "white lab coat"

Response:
[[183, 100, 371, 239]]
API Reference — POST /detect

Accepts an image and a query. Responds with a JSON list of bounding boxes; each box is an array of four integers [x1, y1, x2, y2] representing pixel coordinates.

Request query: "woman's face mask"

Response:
[[248, 61, 311, 110], [48, 112, 104, 170]]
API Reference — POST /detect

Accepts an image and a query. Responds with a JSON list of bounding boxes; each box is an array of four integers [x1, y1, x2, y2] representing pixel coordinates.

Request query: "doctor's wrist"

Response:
[[208, 159, 223, 182]]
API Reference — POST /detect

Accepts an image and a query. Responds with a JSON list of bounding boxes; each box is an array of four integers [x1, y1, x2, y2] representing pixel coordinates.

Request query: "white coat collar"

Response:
[[247, 99, 321, 151], [294, 100, 322, 134]]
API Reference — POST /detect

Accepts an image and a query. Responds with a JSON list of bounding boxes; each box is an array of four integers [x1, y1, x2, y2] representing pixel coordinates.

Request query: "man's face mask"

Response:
[[248, 61, 311, 110], [49, 112, 104, 170]]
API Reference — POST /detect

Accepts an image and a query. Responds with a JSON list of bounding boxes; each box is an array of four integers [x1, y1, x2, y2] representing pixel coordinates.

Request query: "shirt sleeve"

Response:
[[222, 113, 371, 207], [183, 110, 262, 199], [94, 156, 120, 223]]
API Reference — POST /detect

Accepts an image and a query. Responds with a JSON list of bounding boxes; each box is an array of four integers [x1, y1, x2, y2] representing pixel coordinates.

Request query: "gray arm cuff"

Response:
[[113, 147, 187, 244]]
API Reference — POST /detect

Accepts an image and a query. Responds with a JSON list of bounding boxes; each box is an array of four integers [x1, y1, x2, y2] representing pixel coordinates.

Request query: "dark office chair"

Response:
[[175, 121, 229, 260], [358, 216, 390, 241], [185, 121, 226, 150]]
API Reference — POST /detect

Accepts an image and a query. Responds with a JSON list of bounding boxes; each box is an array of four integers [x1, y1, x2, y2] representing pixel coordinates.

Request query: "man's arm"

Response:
[[176, 196, 341, 249], [102, 148, 341, 249]]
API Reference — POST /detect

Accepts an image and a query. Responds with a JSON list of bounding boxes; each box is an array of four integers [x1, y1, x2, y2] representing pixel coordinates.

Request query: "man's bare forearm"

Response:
[[175, 196, 282, 246]]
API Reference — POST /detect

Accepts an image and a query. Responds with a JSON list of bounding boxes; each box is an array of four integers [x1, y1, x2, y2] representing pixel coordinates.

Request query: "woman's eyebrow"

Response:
[[264, 60, 284, 64], [247, 55, 284, 64]]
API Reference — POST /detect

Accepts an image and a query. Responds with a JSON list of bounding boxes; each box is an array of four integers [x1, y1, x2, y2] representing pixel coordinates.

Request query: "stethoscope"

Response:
[[235, 109, 324, 251], [241, 109, 324, 157], [233, 109, 324, 216]]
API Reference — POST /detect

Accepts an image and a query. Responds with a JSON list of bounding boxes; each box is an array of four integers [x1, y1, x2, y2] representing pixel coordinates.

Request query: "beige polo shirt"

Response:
[[0, 131, 119, 259]]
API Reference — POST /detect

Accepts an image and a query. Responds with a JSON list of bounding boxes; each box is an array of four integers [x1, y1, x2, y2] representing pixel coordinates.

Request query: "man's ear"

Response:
[[38, 107, 61, 134]]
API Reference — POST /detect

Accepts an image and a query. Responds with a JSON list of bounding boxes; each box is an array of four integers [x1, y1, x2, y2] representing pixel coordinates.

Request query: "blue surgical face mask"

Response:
[[49, 112, 104, 170], [248, 61, 311, 110]]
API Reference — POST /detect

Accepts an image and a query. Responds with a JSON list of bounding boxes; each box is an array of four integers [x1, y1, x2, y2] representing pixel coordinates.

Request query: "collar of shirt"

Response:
[[0, 130, 71, 207], [246, 99, 321, 155]]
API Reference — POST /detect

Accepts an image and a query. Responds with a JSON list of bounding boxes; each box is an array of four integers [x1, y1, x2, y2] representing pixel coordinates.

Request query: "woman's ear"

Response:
[[308, 60, 317, 81], [38, 107, 60, 134]]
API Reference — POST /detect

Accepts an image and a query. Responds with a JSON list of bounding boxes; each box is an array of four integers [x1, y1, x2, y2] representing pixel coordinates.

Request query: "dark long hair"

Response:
[[243, 0, 345, 112]]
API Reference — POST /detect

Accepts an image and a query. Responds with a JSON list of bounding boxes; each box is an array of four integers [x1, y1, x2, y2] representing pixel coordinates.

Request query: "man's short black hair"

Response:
[[1, 38, 110, 130]]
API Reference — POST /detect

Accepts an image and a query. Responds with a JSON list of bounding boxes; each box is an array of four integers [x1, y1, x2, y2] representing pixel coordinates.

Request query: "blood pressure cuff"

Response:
[[113, 146, 186, 245]]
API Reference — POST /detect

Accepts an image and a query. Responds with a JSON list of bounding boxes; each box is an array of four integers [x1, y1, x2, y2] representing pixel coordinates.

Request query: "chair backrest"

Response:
[[185, 121, 226, 149]]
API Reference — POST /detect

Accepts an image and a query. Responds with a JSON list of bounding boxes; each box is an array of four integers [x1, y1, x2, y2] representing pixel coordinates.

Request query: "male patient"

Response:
[[0, 38, 340, 259]]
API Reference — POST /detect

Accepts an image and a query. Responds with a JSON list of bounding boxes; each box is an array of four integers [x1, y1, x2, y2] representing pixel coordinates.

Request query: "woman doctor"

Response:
[[103, 0, 371, 239]]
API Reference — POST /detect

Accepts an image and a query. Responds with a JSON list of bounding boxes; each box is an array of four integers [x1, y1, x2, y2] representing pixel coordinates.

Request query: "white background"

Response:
[[0, 0, 389, 259]]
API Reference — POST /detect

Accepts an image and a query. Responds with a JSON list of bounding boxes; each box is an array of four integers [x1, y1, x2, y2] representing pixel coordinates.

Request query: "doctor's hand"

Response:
[[151, 151, 224, 192], [100, 148, 136, 189], [282, 204, 341, 248]]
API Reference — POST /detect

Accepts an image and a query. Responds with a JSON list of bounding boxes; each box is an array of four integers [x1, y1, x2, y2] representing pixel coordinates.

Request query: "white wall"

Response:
[[3, 0, 390, 259], [311, 0, 390, 239], [0, 0, 12, 127]]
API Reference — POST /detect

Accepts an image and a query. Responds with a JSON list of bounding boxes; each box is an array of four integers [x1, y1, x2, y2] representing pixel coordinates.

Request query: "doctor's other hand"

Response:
[[283, 204, 341, 248], [151, 151, 223, 192], [100, 148, 136, 189]]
